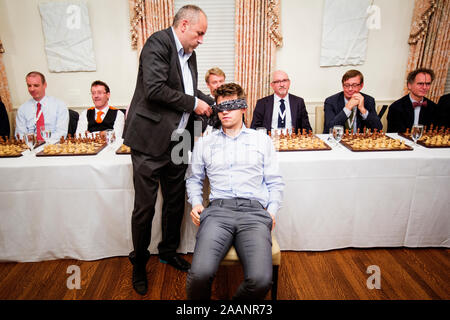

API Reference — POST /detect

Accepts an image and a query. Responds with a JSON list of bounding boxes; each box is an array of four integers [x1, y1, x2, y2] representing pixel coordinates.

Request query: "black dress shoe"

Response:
[[159, 255, 191, 272], [132, 264, 148, 295]]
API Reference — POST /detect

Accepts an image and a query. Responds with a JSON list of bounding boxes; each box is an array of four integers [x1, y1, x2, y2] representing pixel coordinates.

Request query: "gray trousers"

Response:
[[186, 198, 273, 300]]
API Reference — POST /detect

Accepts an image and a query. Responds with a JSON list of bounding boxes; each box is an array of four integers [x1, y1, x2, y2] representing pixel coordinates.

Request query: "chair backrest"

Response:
[[315, 106, 324, 134], [68, 109, 79, 137], [376, 105, 389, 132]]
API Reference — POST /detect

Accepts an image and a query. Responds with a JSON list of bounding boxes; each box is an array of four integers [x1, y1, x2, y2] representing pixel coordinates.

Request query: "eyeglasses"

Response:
[[343, 83, 361, 89], [415, 82, 431, 87], [272, 79, 290, 85]]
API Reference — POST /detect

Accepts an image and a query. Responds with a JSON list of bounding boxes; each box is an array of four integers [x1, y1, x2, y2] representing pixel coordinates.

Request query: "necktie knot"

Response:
[[412, 100, 427, 108], [96, 111, 104, 123]]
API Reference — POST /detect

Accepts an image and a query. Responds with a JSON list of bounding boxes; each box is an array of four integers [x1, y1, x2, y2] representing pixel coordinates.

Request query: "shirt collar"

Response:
[[409, 93, 423, 104], [34, 95, 48, 106], [171, 27, 192, 59], [219, 124, 250, 139], [274, 94, 288, 103]]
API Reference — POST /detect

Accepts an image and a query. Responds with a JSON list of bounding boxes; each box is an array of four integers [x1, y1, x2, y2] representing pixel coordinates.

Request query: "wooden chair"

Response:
[[315, 106, 325, 134], [219, 234, 281, 300]]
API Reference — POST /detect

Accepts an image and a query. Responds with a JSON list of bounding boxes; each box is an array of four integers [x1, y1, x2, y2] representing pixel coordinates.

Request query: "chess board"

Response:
[[399, 126, 450, 148], [271, 133, 331, 151], [0, 137, 28, 158], [340, 133, 412, 152], [116, 144, 131, 154], [36, 136, 107, 156]]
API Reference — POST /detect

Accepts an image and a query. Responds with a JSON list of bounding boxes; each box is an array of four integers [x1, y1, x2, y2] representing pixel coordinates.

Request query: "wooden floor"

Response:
[[0, 248, 448, 300]]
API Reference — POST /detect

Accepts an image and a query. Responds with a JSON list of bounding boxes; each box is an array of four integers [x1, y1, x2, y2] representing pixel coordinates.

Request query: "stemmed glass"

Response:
[[25, 133, 37, 153], [40, 127, 52, 145], [411, 124, 424, 146], [332, 125, 344, 147]]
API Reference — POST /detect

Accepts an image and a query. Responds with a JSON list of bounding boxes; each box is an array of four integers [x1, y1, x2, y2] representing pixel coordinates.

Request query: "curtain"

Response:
[[235, 0, 283, 127], [405, 0, 450, 102], [0, 38, 12, 112], [129, 0, 174, 55]]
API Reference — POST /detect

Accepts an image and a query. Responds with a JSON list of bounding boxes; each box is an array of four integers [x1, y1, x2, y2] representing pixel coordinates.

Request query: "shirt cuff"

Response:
[[361, 110, 369, 119], [193, 97, 198, 111], [190, 196, 203, 207], [343, 107, 351, 117], [266, 203, 280, 217]]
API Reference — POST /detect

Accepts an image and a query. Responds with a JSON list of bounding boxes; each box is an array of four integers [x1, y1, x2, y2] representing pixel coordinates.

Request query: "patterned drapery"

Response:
[[129, 0, 174, 55], [405, 0, 450, 102], [0, 38, 12, 112], [235, 0, 283, 126]]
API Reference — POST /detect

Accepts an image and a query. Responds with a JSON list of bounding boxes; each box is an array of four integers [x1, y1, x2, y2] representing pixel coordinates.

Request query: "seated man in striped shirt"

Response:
[[186, 83, 284, 300], [76, 80, 124, 139]]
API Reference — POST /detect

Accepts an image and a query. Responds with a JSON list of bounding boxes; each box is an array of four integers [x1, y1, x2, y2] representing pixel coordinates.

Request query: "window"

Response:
[[174, 0, 235, 94]]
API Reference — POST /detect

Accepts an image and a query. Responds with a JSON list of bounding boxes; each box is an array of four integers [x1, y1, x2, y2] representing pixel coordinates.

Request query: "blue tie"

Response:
[[278, 99, 286, 128]]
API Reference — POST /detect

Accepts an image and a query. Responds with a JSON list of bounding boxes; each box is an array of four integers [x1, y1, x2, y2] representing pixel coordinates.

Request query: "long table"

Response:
[[0, 135, 449, 262]]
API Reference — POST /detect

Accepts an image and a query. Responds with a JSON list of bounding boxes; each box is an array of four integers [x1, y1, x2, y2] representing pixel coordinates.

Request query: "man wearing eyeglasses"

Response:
[[250, 70, 312, 134], [75, 80, 124, 139], [387, 68, 438, 133], [323, 69, 382, 134]]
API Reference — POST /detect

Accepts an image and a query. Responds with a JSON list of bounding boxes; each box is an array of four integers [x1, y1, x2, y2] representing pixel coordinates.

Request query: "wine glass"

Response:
[[332, 125, 344, 145], [105, 129, 116, 146], [411, 124, 424, 146], [40, 127, 52, 145], [25, 133, 37, 152]]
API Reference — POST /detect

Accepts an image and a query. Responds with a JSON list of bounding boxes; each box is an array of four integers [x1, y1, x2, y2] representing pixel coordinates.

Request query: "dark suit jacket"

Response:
[[123, 27, 212, 157], [436, 93, 450, 128], [387, 94, 438, 133], [250, 94, 312, 133], [0, 99, 10, 138], [323, 91, 382, 134]]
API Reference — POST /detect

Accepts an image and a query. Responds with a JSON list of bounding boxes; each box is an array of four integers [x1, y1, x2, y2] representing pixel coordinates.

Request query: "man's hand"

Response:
[[268, 212, 276, 231], [190, 204, 204, 226], [194, 99, 212, 117], [353, 93, 366, 114]]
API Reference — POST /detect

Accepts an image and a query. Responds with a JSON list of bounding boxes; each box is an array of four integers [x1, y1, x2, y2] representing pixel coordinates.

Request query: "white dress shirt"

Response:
[[409, 94, 423, 125], [171, 27, 198, 131], [271, 94, 292, 133], [75, 106, 125, 138], [15, 95, 69, 139], [186, 125, 284, 216]]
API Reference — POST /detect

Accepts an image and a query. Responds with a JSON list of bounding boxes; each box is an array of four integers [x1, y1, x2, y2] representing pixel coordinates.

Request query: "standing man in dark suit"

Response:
[[387, 68, 438, 133], [250, 70, 312, 134], [123, 5, 213, 295], [323, 69, 382, 134]]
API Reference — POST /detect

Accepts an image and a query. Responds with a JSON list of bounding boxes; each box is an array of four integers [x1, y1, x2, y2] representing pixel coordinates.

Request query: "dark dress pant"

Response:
[[186, 198, 273, 300], [129, 146, 187, 265]]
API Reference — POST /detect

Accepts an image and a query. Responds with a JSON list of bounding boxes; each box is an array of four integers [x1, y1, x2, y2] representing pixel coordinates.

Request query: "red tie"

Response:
[[412, 100, 427, 108], [36, 102, 45, 141]]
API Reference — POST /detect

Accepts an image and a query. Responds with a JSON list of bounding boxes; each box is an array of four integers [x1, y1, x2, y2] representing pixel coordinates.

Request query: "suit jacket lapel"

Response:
[[403, 95, 415, 127], [288, 94, 297, 128], [166, 28, 185, 92], [266, 95, 275, 128]]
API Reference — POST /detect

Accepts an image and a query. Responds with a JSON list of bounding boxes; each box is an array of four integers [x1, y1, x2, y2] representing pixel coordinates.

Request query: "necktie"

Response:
[[278, 99, 286, 128], [96, 111, 104, 123], [345, 108, 356, 133], [412, 100, 427, 108], [36, 102, 45, 141]]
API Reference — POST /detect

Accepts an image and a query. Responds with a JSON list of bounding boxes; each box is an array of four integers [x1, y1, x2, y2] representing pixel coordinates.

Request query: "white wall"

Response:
[[1, 0, 414, 118], [277, 0, 414, 103], [0, 0, 138, 109]]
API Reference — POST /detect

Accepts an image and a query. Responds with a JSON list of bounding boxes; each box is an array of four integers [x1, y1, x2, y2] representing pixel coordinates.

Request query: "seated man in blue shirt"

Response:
[[186, 83, 284, 300], [15, 71, 68, 141]]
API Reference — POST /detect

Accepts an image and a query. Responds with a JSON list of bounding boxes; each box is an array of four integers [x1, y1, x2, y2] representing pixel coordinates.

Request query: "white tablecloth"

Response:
[[0, 135, 449, 262]]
